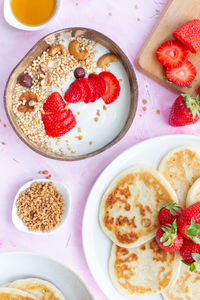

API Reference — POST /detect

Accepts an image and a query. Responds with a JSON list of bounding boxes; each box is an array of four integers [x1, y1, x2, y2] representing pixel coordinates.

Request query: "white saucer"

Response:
[[12, 179, 71, 235], [0, 251, 94, 300], [4, 0, 61, 31]]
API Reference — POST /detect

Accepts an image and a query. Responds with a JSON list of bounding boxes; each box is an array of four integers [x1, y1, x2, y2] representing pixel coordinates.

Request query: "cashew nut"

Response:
[[18, 91, 39, 113], [68, 40, 89, 61], [97, 53, 118, 68], [49, 44, 68, 56]]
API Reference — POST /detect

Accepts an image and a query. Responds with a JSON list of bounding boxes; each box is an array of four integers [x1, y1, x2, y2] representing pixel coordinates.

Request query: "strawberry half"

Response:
[[168, 94, 200, 127], [166, 60, 197, 87], [42, 109, 69, 126], [45, 118, 76, 137], [43, 92, 66, 113], [88, 74, 106, 99], [99, 72, 120, 104], [180, 239, 200, 271], [173, 19, 200, 53], [156, 40, 188, 68], [158, 202, 184, 225], [156, 220, 183, 253]]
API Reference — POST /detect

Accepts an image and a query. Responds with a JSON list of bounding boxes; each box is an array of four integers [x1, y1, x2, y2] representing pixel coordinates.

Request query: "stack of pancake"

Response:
[[0, 278, 65, 299], [99, 147, 200, 299]]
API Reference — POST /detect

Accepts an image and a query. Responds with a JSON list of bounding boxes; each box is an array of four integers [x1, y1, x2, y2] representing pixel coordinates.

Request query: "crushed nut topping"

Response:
[[16, 182, 64, 232]]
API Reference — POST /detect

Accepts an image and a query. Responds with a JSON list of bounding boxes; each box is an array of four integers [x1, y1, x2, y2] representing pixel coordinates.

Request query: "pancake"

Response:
[[186, 177, 200, 207], [99, 165, 178, 248], [109, 238, 181, 297], [158, 147, 200, 207], [0, 287, 36, 299], [8, 278, 65, 300], [162, 263, 200, 300]]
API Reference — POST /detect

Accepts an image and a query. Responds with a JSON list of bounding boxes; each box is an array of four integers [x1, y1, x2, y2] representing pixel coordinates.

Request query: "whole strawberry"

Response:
[[177, 202, 200, 244], [168, 94, 200, 127], [180, 238, 200, 271], [156, 220, 183, 253], [159, 202, 184, 225]]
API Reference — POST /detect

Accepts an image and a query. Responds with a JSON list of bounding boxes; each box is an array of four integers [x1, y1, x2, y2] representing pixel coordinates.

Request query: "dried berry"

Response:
[[18, 73, 33, 88], [74, 67, 85, 79]]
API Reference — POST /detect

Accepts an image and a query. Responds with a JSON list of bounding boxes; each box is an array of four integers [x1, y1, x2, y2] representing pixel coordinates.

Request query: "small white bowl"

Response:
[[12, 179, 71, 235], [4, 0, 61, 31]]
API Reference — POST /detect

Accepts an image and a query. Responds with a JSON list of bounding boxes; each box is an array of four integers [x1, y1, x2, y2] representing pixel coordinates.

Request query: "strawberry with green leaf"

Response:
[[168, 94, 200, 127], [180, 238, 200, 271], [177, 202, 200, 244], [156, 220, 183, 253], [158, 202, 184, 225]]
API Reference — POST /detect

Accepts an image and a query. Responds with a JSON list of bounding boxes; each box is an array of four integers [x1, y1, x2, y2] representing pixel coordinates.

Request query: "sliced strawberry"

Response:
[[87, 78, 97, 102], [45, 118, 76, 137], [99, 72, 121, 104], [64, 82, 82, 103], [166, 60, 197, 86], [88, 74, 106, 99], [44, 109, 74, 130], [173, 19, 200, 53], [198, 86, 200, 96], [156, 40, 188, 68], [43, 92, 65, 113], [42, 109, 69, 126], [75, 78, 91, 102]]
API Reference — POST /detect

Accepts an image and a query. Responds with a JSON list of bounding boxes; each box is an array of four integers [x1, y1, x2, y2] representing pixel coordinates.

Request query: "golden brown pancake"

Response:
[[99, 165, 178, 248], [186, 177, 200, 207], [162, 263, 200, 300], [109, 238, 181, 297], [158, 147, 200, 207], [0, 287, 36, 299], [8, 278, 65, 300]]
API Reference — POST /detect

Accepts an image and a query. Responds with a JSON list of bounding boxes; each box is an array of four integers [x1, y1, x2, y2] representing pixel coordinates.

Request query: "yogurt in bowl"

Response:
[[4, 28, 138, 160]]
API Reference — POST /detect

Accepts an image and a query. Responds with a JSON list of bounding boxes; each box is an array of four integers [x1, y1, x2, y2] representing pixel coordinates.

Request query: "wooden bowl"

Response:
[[4, 27, 138, 161]]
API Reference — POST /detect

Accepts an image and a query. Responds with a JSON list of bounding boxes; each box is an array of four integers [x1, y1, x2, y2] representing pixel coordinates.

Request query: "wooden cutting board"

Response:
[[137, 0, 200, 95]]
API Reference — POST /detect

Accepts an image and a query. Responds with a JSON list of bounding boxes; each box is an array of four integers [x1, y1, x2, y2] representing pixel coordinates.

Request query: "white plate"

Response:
[[82, 134, 200, 300], [0, 251, 93, 300], [12, 179, 71, 235]]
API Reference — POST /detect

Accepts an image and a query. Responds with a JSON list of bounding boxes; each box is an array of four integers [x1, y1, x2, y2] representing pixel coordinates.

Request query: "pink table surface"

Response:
[[1, 0, 200, 299]]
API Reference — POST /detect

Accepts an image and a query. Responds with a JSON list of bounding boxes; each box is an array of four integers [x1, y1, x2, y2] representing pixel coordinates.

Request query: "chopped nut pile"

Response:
[[16, 182, 64, 232]]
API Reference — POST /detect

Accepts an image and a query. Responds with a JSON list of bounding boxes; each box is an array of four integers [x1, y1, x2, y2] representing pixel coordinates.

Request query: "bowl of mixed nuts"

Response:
[[4, 28, 138, 160], [12, 179, 71, 235]]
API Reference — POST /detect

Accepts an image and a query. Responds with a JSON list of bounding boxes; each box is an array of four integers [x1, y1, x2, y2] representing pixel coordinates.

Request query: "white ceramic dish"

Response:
[[0, 251, 94, 300], [4, 0, 61, 31], [82, 134, 200, 300], [12, 179, 70, 235]]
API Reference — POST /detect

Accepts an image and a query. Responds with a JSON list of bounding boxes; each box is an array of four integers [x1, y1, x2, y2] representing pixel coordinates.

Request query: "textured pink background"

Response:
[[1, 0, 200, 299]]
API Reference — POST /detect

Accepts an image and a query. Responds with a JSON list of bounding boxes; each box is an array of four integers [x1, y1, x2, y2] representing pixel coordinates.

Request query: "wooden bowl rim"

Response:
[[4, 27, 138, 161]]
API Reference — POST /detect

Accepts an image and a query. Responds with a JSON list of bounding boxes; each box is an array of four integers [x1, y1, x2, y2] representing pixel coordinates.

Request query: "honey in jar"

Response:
[[11, 0, 56, 26]]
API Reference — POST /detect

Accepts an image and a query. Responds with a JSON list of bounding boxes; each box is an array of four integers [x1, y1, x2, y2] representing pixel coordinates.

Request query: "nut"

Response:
[[38, 66, 51, 87], [49, 44, 68, 56], [97, 53, 118, 68], [18, 91, 39, 113], [18, 73, 33, 88], [74, 67, 85, 78], [68, 40, 89, 61], [47, 58, 61, 69]]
